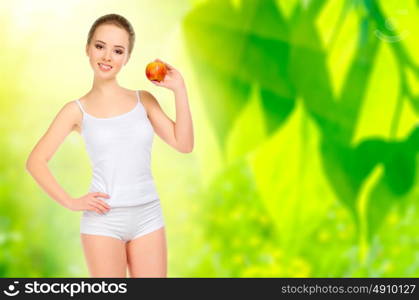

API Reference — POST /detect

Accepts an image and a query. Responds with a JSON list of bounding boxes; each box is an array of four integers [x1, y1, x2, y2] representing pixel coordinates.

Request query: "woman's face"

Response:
[[86, 24, 130, 78]]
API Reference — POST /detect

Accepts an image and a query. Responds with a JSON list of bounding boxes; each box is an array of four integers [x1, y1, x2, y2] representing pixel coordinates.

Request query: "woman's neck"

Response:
[[89, 76, 126, 99]]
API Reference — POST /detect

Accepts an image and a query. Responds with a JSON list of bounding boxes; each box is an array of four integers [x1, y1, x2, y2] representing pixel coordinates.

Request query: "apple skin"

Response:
[[145, 61, 168, 82]]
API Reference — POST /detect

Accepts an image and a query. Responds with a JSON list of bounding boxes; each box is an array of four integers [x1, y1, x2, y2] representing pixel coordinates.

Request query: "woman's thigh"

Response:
[[80, 233, 127, 277], [126, 226, 167, 278]]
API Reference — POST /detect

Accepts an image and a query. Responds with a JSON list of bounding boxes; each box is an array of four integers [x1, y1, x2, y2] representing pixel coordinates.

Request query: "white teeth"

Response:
[[99, 63, 112, 70]]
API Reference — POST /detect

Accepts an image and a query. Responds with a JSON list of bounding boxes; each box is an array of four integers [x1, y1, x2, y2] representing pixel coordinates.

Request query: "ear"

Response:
[[85, 44, 89, 56]]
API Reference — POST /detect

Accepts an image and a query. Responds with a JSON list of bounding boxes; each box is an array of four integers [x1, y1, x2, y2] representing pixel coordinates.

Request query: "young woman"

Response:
[[25, 13, 194, 278]]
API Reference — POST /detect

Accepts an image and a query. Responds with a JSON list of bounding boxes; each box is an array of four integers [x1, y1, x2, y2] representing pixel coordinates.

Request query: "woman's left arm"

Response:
[[147, 59, 194, 153]]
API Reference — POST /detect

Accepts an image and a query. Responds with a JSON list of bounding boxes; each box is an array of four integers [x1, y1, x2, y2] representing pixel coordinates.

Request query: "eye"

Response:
[[115, 49, 123, 55], [95, 44, 103, 49]]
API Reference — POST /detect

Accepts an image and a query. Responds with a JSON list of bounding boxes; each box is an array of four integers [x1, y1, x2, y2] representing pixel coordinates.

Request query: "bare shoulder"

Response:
[[139, 90, 160, 115], [62, 99, 81, 112], [55, 100, 81, 119], [59, 100, 83, 132], [26, 100, 82, 163], [139, 90, 160, 117]]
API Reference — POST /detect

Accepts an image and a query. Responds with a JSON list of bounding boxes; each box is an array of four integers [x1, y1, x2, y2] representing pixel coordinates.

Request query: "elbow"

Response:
[[186, 146, 194, 153], [26, 156, 32, 171], [178, 145, 194, 153], [182, 148, 193, 154], [26, 162, 33, 174], [175, 138, 194, 153], [26, 158, 35, 173]]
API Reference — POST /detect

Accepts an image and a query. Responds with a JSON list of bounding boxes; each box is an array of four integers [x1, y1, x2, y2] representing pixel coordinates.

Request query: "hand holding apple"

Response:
[[145, 60, 167, 82], [145, 59, 185, 92]]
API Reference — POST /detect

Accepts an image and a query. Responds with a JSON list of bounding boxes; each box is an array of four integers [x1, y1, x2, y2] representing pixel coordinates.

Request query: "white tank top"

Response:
[[74, 90, 159, 207]]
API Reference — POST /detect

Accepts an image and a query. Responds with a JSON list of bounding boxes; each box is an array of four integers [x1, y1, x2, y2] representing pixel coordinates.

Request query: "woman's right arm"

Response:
[[25, 102, 110, 213]]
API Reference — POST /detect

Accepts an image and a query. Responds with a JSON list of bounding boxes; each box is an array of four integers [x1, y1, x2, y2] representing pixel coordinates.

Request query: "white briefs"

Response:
[[80, 198, 165, 242]]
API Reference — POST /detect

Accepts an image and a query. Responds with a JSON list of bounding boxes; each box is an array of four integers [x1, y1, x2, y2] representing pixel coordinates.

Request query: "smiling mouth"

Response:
[[98, 63, 113, 70]]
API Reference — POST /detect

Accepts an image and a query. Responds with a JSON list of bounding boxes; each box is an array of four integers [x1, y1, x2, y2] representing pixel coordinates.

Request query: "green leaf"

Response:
[[352, 42, 400, 144], [226, 83, 267, 165], [183, 0, 295, 150], [319, 1, 359, 99], [248, 99, 337, 252]]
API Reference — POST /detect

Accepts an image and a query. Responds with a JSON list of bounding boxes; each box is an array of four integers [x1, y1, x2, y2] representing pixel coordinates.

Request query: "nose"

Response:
[[103, 49, 112, 62]]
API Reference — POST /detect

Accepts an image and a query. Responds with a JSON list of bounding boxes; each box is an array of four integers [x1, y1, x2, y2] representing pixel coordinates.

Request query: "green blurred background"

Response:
[[1, 0, 419, 277]]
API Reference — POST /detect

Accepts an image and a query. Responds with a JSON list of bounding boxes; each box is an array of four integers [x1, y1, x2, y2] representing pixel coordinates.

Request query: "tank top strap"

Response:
[[136, 90, 141, 104], [75, 99, 86, 114]]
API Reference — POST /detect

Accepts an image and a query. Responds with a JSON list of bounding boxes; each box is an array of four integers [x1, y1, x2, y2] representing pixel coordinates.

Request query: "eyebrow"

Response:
[[95, 40, 125, 49]]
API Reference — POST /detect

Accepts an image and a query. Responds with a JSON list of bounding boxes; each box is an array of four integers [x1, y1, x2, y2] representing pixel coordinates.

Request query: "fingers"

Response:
[[155, 58, 174, 70], [93, 198, 111, 209], [89, 200, 109, 214], [89, 202, 104, 214], [155, 58, 166, 65], [93, 198, 111, 212], [89, 192, 111, 214], [94, 192, 110, 199], [165, 64, 174, 71], [152, 79, 166, 87]]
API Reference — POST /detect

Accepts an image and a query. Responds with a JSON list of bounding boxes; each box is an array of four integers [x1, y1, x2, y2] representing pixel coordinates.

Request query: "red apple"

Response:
[[145, 61, 168, 82]]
